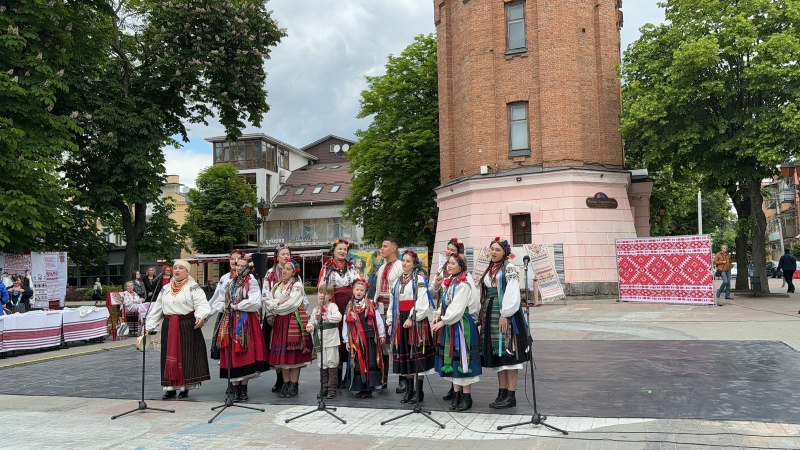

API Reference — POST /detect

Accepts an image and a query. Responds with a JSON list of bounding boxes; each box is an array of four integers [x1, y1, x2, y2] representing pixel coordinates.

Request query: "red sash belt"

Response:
[[398, 300, 414, 312], [163, 312, 194, 386]]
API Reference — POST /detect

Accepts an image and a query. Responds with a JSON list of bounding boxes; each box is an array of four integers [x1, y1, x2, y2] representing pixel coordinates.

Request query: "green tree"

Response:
[[621, 0, 800, 293], [60, 0, 286, 279], [183, 164, 256, 254], [343, 34, 439, 249], [0, 0, 109, 255]]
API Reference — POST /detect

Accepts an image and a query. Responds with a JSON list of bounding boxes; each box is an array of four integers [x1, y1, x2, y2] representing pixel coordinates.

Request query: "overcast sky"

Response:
[[165, 0, 665, 188]]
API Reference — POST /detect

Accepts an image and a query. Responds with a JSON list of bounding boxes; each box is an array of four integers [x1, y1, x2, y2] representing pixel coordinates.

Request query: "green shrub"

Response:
[[304, 286, 317, 296], [83, 285, 123, 301]]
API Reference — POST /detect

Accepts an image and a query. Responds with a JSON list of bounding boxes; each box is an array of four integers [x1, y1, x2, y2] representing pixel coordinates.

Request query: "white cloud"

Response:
[[163, 141, 212, 189]]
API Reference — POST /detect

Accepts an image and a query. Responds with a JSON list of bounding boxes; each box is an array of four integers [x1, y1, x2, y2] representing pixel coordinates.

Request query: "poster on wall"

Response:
[[616, 235, 714, 305], [522, 244, 565, 303]]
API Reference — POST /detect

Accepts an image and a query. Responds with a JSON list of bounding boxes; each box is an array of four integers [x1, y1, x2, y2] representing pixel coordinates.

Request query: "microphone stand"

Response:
[[497, 257, 567, 434], [284, 294, 346, 424], [209, 269, 265, 423], [112, 296, 175, 419], [381, 268, 445, 429]]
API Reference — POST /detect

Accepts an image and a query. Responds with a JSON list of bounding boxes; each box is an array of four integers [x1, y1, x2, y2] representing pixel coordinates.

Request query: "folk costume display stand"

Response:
[[111, 299, 175, 420], [209, 267, 265, 423], [497, 256, 567, 435], [381, 268, 445, 429], [285, 278, 346, 425]]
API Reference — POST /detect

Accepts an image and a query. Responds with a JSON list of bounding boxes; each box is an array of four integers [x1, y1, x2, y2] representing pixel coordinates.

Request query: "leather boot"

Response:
[[396, 376, 407, 394], [455, 392, 472, 411], [489, 389, 508, 409], [239, 384, 249, 403], [233, 384, 242, 402], [411, 379, 424, 403], [279, 381, 290, 398], [290, 382, 299, 398], [443, 383, 455, 401], [162, 390, 176, 400], [319, 368, 329, 399], [400, 379, 415, 403], [327, 368, 338, 399], [449, 391, 462, 410], [272, 373, 284, 393], [494, 390, 516, 409]]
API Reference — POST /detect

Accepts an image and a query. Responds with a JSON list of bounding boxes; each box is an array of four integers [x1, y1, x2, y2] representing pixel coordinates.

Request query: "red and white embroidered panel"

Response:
[[616, 236, 714, 304]]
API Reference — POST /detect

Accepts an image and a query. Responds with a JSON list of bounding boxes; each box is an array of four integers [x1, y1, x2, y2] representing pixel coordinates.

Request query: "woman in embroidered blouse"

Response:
[[262, 243, 294, 394], [122, 280, 148, 333], [317, 238, 359, 387], [144, 260, 211, 399], [387, 249, 435, 404], [207, 250, 269, 403], [431, 253, 482, 411], [480, 237, 530, 409], [264, 259, 312, 398]]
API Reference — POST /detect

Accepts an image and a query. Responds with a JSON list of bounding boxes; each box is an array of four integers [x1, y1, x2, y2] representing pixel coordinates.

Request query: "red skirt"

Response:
[[219, 311, 269, 379], [333, 286, 353, 354], [269, 307, 313, 367]]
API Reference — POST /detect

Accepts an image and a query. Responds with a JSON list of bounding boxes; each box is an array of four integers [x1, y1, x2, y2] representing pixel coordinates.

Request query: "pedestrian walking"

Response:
[[778, 249, 797, 294], [714, 245, 733, 300]]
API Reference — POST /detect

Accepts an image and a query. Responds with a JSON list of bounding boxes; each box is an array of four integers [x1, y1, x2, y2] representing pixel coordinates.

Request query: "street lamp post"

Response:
[[244, 198, 270, 253]]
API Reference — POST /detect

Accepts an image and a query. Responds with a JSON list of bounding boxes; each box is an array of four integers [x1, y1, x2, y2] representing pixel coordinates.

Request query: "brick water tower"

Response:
[[431, 0, 653, 296]]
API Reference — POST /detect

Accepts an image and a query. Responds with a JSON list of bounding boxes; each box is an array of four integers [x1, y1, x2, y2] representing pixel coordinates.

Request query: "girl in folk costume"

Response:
[[264, 259, 312, 398], [387, 249, 436, 404], [480, 237, 530, 409], [262, 244, 293, 394], [208, 250, 269, 403], [431, 253, 482, 411], [317, 238, 358, 387], [342, 278, 386, 398], [306, 284, 343, 399], [144, 260, 211, 399]]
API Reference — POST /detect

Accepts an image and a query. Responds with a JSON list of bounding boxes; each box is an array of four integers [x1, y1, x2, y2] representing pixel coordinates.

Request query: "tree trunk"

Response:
[[748, 179, 770, 294], [117, 200, 148, 284], [730, 187, 750, 291]]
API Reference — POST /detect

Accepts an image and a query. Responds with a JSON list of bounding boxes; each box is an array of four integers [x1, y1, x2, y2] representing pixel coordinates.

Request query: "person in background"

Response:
[[778, 248, 797, 294], [133, 271, 147, 298], [0, 279, 9, 316], [203, 279, 216, 300], [143, 266, 162, 303], [8, 274, 34, 312], [93, 278, 103, 303], [714, 245, 733, 300]]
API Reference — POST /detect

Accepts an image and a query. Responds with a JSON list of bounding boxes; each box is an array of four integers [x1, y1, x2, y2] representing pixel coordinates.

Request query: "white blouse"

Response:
[[482, 262, 521, 318], [121, 291, 142, 308], [386, 273, 431, 326], [439, 277, 480, 326], [262, 268, 309, 310], [207, 272, 262, 314], [145, 281, 210, 332], [318, 261, 359, 289], [263, 280, 305, 316]]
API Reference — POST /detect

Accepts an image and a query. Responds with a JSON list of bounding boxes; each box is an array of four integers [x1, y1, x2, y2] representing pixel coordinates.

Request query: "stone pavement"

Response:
[[0, 277, 799, 449]]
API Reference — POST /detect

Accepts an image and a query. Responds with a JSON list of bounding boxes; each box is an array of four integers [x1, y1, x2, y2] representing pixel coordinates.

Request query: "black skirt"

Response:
[[160, 314, 211, 387], [480, 297, 530, 369], [391, 310, 435, 375]]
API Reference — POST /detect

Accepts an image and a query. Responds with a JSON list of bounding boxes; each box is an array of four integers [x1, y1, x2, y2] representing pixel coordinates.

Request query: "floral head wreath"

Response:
[[229, 249, 247, 259], [286, 258, 301, 275], [273, 243, 291, 260], [447, 237, 465, 255], [402, 249, 421, 266], [353, 277, 370, 289], [331, 238, 351, 252], [490, 236, 512, 257]]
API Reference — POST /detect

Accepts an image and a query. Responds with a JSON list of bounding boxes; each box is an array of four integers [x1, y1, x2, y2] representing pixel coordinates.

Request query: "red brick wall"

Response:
[[435, 0, 625, 183]]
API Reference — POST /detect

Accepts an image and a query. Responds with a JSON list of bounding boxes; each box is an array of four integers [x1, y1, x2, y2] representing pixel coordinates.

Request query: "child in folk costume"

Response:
[[480, 237, 530, 409], [431, 253, 482, 411], [342, 278, 386, 398], [144, 260, 211, 399], [264, 258, 312, 398], [208, 250, 269, 403], [387, 249, 436, 404], [262, 243, 293, 393], [306, 283, 343, 399]]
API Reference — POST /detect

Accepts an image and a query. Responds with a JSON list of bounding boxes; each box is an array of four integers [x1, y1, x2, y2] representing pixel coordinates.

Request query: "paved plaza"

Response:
[[1, 277, 800, 449]]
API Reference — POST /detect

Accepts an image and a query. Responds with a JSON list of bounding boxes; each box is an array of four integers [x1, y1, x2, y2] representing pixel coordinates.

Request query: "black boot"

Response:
[[411, 379, 424, 403], [177, 389, 188, 399], [455, 392, 473, 411], [239, 384, 249, 402], [395, 376, 407, 394], [290, 382, 299, 398], [443, 384, 455, 401], [162, 390, 176, 400], [272, 373, 284, 393], [319, 368, 329, 399], [449, 391, 462, 410], [494, 390, 516, 409], [489, 389, 507, 408], [400, 379, 415, 403], [279, 381, 290, 398], [233, 384, 242, 402]]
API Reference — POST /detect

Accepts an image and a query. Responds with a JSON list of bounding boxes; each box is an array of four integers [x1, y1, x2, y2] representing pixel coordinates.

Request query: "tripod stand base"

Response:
[[285, 400, 346, 424], [381, 405, 445, 429], [496, 412, 568, 435], [208, 391, 265, 423], [111, 400, 175, 420]]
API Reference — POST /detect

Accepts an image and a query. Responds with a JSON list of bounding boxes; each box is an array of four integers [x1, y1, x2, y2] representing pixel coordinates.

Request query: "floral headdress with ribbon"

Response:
[[273, 243, 291, 261], [402, 248, 421, 266], [331, 238, 352, 252], [490, 236, 512, 258], [353, 277, 370, 289], [443, 253, 468, 287], [286, 258, 302, 275], [447, 237, 465, 255]]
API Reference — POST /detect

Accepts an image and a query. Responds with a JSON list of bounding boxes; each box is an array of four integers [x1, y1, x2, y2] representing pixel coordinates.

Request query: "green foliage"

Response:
[[138, 199, 184, 262], [711, 222, 737, 254], [183, 164, 257, 254], [621, 0, 800, 291], [304, 286, 317, 296], [343, 34, 439, 248]]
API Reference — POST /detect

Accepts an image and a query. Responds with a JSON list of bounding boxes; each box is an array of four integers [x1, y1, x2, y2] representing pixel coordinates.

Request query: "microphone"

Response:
[[523, 255, 530, 268]]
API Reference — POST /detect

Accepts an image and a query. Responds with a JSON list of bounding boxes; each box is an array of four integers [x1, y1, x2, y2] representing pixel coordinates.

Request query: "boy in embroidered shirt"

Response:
[[306, 283, 342, 399]]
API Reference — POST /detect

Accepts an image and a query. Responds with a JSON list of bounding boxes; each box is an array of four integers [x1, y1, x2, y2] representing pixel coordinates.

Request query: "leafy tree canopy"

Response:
[[343, 34, 439, 248]]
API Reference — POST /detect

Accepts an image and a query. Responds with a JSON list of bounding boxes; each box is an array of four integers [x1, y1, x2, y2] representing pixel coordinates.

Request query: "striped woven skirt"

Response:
[[159, 314, 210, 388]]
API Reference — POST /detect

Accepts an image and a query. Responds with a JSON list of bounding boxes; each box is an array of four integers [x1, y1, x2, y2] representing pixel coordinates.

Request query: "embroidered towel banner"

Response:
[[616, 236, 714, 305], [522, 244, 565, 303]]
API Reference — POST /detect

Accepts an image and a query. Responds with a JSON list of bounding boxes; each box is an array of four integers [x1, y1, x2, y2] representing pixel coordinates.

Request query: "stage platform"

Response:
[[1, 340, 798, 424]]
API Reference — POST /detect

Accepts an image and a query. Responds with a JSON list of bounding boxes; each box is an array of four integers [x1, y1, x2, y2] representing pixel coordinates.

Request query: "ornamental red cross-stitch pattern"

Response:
[[616, 236, 715, 304]]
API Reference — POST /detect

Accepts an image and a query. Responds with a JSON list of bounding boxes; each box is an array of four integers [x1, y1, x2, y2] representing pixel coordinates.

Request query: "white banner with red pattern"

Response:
[[616, 235, 714, 304]]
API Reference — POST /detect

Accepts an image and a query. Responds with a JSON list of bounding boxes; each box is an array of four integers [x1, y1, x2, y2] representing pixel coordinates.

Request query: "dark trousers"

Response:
[[783, 270, 795, 292]]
